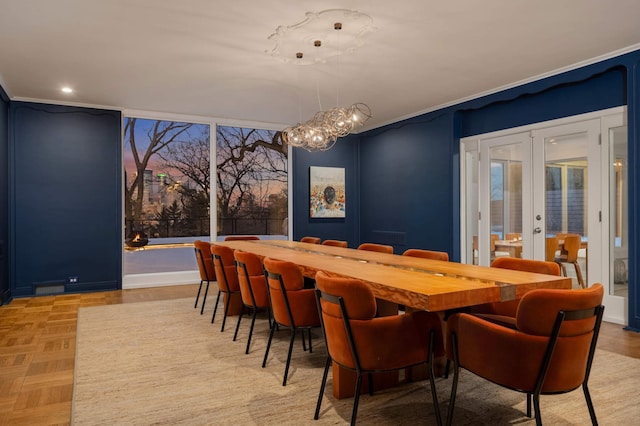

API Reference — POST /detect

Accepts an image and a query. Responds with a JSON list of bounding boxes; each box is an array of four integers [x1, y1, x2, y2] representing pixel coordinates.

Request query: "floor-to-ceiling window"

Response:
[[215, 125, 288, 240], [123, 116, 211, 278], [122, 116, 289, 288]]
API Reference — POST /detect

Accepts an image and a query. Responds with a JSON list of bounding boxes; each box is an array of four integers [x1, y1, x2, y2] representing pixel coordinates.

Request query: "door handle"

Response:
[[533, 227, 542, 234]]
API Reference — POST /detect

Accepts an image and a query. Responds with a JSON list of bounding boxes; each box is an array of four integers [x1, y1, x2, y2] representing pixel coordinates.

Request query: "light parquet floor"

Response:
[[0, 284, 638, 425]]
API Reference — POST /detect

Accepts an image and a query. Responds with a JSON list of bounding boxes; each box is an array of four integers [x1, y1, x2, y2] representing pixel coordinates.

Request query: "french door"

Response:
[[461, 107, 627, 324]]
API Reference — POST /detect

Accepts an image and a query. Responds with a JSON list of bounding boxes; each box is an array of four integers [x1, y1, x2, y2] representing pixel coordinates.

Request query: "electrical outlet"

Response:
[[68, 276, 79, 284]]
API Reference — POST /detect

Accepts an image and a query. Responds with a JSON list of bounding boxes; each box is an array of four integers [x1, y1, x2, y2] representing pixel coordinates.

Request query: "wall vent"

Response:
[[33, 281, 66, 296]]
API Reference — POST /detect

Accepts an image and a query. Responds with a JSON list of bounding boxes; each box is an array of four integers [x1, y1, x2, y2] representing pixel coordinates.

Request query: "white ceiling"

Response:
[[1, 0, 640, 131]]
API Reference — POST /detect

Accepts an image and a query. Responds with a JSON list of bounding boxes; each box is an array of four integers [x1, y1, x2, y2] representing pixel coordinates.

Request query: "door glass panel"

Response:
[[464, 148, 479, 264], [544, 133, 588, 288], [490, 144, 522, 260], [610, 126, 628, 298]]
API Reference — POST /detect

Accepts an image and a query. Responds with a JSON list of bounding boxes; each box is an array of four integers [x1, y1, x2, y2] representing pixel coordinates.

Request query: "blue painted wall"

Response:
[[9, 102, 122, 297], [292, 134, 360, 248], [358, 112, 455, 254], [0, 86, 8, 304]]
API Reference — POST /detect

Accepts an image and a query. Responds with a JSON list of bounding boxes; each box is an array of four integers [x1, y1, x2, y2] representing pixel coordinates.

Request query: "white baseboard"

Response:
[[123, 271, 201, 289]]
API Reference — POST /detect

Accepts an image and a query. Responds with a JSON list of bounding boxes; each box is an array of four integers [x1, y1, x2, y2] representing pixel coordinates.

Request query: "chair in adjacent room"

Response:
[[471, 235, 499, 263], [554, 233, 586, 288], [505, 232, 521, 241], [321, 239, 348, 248], [193, 240, 215, 315], [545, 236, 559, 262], [224, 235, 260, 241], [403, 248, 449, 261], [210, 244, 241, 332], [262, 257, 321, 386], [357, 242, 393, 254], [233, 250, 272, 354], [300, 236, 321, 244], [314, 271, 444, 426], [446, 284, 604, 426]]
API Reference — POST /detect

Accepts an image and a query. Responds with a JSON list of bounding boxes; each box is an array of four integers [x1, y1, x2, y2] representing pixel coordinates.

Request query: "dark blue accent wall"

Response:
[[9, 102, 122, 297], [358, 112, 455, 254], [0, 86, 8, 304], [292, 134, 360, 248]]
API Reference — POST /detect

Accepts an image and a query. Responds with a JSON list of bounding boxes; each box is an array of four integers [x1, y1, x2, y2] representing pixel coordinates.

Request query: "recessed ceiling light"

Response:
[[61, 87, 73, 94]]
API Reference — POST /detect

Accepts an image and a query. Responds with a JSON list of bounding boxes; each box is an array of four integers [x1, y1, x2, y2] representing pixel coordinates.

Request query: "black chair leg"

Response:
[[446, 335, 460, 426], [533, 392, 542, 426], [233, 307, 244, 341], [282, 329, 296, 386], [199, 282, 210, 314], [194, 280, 203, 308], [262, 321, 277, 368], [220, 292, 230, 332], [527, 393, 532, 417], [314, 356, 332, 420], [427, 330, 442, 426], [245, 308, 258, 354], [211, 291, 222, 323], [583, 383, 598, 425], [351, 374, 363, 425]]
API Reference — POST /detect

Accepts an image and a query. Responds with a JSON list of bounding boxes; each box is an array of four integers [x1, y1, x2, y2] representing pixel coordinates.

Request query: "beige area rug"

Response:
[[72, 297, 640, 425]]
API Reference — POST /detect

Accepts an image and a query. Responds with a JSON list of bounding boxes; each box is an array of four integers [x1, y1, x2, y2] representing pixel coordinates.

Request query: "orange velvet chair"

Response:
[[357, 242, 393, 253], [322, 239, 348, 248], [224, 235, 260, 241], [300, 236, 321, 244], [233, 250, 272, 354], [314, 271, 444, 425], [262, 257, 321, 386], [446, 284, 604, 426], [403, 248, 449, 261], [554, 233, 586, 288], [210, 244, 241, 331], [472, 257, 561, 318], [193, 240, 216, 315]]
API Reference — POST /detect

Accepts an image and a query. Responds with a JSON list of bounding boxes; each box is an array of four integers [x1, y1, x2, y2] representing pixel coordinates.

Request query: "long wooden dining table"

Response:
[[219, 239, 570, 311], [217, 239, 571, 397]]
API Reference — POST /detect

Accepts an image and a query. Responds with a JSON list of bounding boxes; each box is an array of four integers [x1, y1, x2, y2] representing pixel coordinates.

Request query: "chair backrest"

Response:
[[505, 233, 521, 241], [516, 284, 604, 391], [300, 236, 321, 244], [545, 236, 558, 262], [403, 248, 449, 261], [491, 257, 560, 276], [357, 243, 393, 254], [194, 240, 215, 281], [234, 250, 269, 308], [224, 235, 260, 241], [314, 271, 377, 369], [263, 257, 319, 328], [561, 234, 582, 262], [490, 234, 499, 251], [210, 244, 240, 292], [322, 239, 348, 248]]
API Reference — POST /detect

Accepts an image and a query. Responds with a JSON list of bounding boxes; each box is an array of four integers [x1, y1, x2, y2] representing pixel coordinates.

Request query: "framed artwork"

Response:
[[309, 166, 345, 218]]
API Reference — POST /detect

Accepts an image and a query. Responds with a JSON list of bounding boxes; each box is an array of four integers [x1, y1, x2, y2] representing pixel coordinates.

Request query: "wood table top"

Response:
[[217, 240, 571, 312]]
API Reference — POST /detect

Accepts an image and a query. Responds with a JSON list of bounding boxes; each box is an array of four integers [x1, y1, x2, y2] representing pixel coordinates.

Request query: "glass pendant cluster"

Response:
[[268, 9, 374, 151]]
